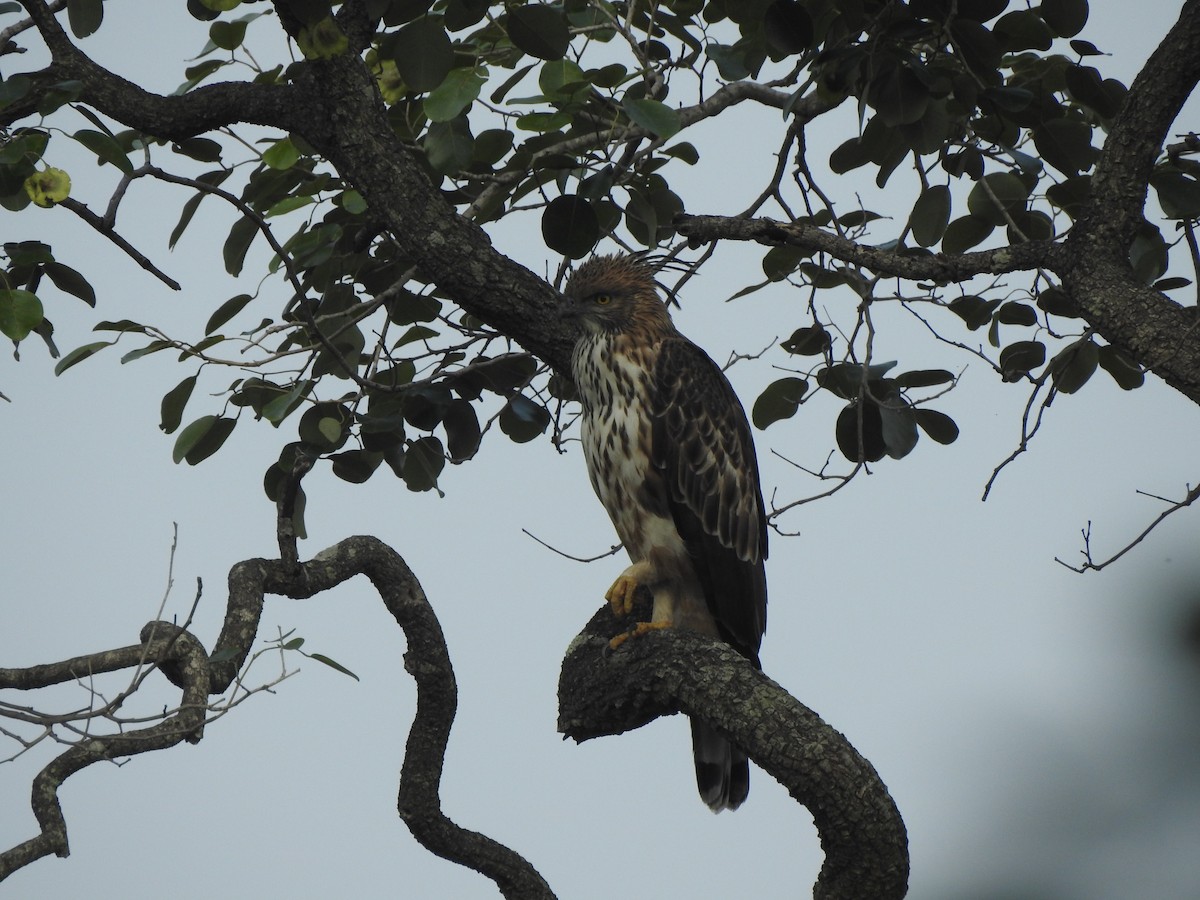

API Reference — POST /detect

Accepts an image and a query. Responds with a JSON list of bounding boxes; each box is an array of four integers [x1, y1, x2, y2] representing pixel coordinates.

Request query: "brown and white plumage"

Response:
[[561, 254, 768, 811]]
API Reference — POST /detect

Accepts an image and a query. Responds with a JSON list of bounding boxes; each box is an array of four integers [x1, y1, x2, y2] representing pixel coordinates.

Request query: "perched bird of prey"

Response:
[[561, 253, 768, 811]]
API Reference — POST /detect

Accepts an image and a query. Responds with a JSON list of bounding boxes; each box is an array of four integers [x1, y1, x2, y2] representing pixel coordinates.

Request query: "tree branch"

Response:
[[1059, 0, 1200, 406], [0, 623, 209, 879], [675, 213, 1059, 283], [3, 0, 301, 135], [3, 469, 556, 897], [558, 600, 909, 900]]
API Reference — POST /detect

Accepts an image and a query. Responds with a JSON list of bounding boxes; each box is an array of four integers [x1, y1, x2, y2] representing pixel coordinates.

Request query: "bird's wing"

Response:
[[651, 337, 767, 660]]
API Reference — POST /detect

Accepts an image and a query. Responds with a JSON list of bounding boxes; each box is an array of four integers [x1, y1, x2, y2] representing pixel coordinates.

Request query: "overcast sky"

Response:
[[4, 3, 1200, 899]]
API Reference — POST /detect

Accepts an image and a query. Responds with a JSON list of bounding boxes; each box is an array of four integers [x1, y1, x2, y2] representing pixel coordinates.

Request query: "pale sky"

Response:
[[3, 3, 1200, 899]]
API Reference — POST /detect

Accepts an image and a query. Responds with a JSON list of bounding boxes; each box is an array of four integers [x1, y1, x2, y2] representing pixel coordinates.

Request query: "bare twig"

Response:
[[57, 198, 181, 290], [1055, 482, 1200, 572]]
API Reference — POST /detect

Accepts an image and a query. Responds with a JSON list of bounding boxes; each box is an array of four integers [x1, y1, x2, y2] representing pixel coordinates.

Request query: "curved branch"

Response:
[[281, 53, 578, 374], [558, 602, 909, 900], [3, 470, 555, 897], [0, 623, 209, 879], [4, 0, 301, 135], [1059, 1, 1200, 406], [675, 212, 1059, 283]]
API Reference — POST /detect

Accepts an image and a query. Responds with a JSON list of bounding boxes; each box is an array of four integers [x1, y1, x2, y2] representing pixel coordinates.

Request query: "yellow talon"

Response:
[[607, 620, 670, 651], [604, 573, 640, 617]]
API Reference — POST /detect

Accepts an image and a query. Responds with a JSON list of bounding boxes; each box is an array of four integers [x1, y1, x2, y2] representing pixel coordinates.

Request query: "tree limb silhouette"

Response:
[[558, 599, 909, 900]]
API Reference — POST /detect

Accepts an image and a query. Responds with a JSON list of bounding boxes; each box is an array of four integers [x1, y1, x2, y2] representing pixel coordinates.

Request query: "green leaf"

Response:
[[942, 214, 994, 254], [879, 403, 919, 459], [499, 393, 550, 443], [121, 340, 173, 364], [172, 137, 225, 163], [752, 377, 808, 429], [1064, 64, 1122, 119], [489, 62, 537, 103], [43, 261, 96, 306], [505, 5, 569, 60], [894, 369, 954, 389], [868, 64, 929, 127], [1045, 174, 1092, 218], [424, 117, 474, 174], [663, 142, 699, 165], [538, 58, 586, 97], [966, 172, 1030, 226], [764, 0, 814, 55], [71, 129, 134, 175], [261, 380, 311, 424], [160, 375, 197, 434], [1033, 118, 1097, 177], [330, 449, 383, 484], [994, 9, 1054, 52], [541, 194, 599, 258], [1049, 339, 1098, 394], [473, 129, 514, 166], [995, 301, 1038, 326], [1097, 344, 1144, 390], [307, 652, 361, 681], [262, 137, 300, 170], [54, 340, 110, 375], [402, 436, 446, 492], [205, 293, 253, 335], [998, 340, 1046, 381], [1036, 285, 1077, 317], [762, 245, 808, 281], [170, 191, 207, 249], [209, 18, 248, 50], [265, 195, 313, 217], [836, 401, 885, 463], [222, 214, 259, 276], [67, 0, 103, 37], [1152, 171, 1200, 220], [780, 325, 830, 356], [0, 289, 43, 341], [176, 415, 236, 465], [909, 184, 951, 247], [0, 73, 32, 110], [173, 414, 215, 463], [1039, 0, 1088, 37], [442, 398, 481, 461], [177, 59, 229, 94], [622, 98, 681, 139], [913, 408, 960, 444], [388, 16, 454, 92], [948, 295, 1000, 331], [424, 67, 485, 122], [299, 402, 349, 450]]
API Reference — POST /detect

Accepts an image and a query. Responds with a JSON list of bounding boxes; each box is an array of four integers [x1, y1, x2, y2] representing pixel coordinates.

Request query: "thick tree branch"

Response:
[[1060, 0, 1200, 406], [558, 601, 909, 900], [285, 54, 577, 374], [3, 0, 300, 135], [675, 213, 1060, 283]]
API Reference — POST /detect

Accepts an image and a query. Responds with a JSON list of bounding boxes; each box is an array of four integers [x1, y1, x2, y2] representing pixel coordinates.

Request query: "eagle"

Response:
[[561, 253, 768, 811]]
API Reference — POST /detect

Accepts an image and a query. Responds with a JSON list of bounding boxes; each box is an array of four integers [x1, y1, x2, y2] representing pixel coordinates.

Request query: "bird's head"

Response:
[[560, 254, 675, 337]]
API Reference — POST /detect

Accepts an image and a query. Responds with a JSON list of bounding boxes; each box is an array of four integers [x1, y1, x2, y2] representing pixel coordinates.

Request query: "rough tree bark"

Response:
[[559, 599, 909, 900]]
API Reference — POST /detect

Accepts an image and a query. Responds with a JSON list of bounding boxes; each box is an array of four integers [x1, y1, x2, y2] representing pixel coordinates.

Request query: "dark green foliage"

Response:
[[3, 0, 1168, 504]]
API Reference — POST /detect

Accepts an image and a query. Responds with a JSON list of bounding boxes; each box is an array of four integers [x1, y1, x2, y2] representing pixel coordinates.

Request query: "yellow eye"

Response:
[[594, 293, 612, 305]]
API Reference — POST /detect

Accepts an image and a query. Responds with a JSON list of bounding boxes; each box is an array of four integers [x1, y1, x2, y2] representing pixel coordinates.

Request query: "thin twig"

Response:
[[1055, 482, 1200, 572]]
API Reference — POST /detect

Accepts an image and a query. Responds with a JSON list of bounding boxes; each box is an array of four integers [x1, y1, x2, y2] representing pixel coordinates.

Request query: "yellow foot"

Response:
[[608, 620, 670, 651], [604, 573, 640, 618]]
